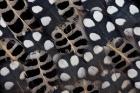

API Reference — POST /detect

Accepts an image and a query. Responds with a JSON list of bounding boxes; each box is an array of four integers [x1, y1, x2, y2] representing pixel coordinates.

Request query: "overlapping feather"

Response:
[[0, 0, 140, 93]]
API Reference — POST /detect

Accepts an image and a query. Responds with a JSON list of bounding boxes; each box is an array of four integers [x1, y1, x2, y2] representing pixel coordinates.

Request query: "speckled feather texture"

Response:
[[0, 0, 140, 93]]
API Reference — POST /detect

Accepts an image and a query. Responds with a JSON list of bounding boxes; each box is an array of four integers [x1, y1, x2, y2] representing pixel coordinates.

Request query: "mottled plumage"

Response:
[[0, 0, 140, 93]]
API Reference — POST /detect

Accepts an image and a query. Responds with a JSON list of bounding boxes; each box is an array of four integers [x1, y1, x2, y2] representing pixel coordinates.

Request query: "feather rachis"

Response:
[[24, 50, 58, 93]]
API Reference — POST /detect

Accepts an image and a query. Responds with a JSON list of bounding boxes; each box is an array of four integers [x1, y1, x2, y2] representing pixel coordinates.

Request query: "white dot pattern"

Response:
[[134, 27, 140, 36], [58, 59, 69, 69], [70, 55, 79, 66], [44, 40, 54, 50], [104, 56, 112, 65], [127, 69, 138, 79], [84, 52, 93, 62], [129, 5, 139, 15], [10, 61, 19, 70], [102, 81, 110, 89], [83, 18, 95, 27], [60, 73, 71, 81], [23, 40, 34, 48], [32, 32, 42, 41], [93, 11, 103, 22], [41, 16, 52, 26], [88, 66, 99, 76], [135, 82, 140, 89], [93, 45, 103, 54], [0, 30, 3, 36], [111, 73, 121, 82], [107, 6, 118, 15], [106, 21, 115, 32], [32, 6, 43, 13], [136, 61, 140, 69], [4, 81, 14, 90], [77, 67, 86, 78], [0, 17, 6, 27], [115, 0, 125, 7], [0, 67, 10, 76], [89, 33, 101, 41], [115, 18, 126, 26]]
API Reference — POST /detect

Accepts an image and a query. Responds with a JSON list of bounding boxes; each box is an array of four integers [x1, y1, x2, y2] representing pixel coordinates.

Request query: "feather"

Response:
[[55, 0, 84, 21], [0, 0, 140, 93], [24, 50, 58, 93], [0, 24, 15, 39], [82, 0, 122, 46], [26, 1, 87, 55], [51, 20, 88, 56], [26, 0, 64, 31], [106, 0, 140, 36], [0, 59, 31, 93], [54, 0, 88, 56], [58, 79, 100, 93], [0, 0, 43, 42], [27, 0, 88, 56], [102, 37, 140, 92], [81, 0, 107, 11], [0, 38, 28, 63], [104, 37, 140, 71]]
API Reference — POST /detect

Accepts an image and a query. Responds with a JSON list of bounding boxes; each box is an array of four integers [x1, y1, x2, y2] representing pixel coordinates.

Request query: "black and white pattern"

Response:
[[0, 0, 43, 42], [24, 50, 58, 93], [0, 0, 140, 93], [0, 57, 30, 93]]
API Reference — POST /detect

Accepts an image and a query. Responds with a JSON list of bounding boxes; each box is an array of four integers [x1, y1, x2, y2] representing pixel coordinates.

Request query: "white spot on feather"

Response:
[[70, 55, 79, 66], [93, 45, 103, 54], [106, 21, 115, 32], [23, 40, 34, 48], [41, 16, 52, 26], [134, 27, 140, 36], [84, 52, 93, 62], [60, 73, 71, 81], [127, 69, 138, 78], [136, 61, 140, 69], [102, 81, 110, 89], [10, 61, 19, 70], [89, 33, 101, 41], [83, 18, 95, 27], [4, 81, 14, 90], [0, 30, 3, 36], [58, 59, 69, 69], [32, 6, 43, 13], [77, 67, 86, 78], [93, 11, 103, 22], [44, 40, 54, 50], [135, 82, 140, 89], [107, 6, 118, 14], [104, 56, 112, 64], [61, 90, 70, 93], [138, 41, 140, 47], [28, 0, 35, 2], [111, 73, 121, 82], [0, 67, 10, 76], [32, 32, 42, 41], [48, 0, 56, 4], [81, 0, 87, 2], [115, 0, 125, 7], [20, 71, 25, 80], [0, 17, 6, 27], [129, 5, 139, 15], [115, 18, 126, 26], [88, 66, 99, 76]]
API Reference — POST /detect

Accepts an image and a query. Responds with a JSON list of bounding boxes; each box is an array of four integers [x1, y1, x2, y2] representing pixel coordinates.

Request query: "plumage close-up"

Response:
[[0, 0, 140, 93]]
